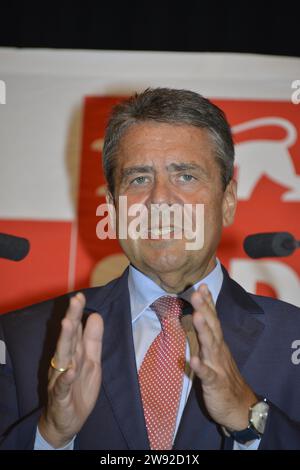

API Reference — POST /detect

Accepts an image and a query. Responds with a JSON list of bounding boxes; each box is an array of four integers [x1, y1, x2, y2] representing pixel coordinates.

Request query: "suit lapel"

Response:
[[85, 268, 149, 450], [174, 266, 265, 449]]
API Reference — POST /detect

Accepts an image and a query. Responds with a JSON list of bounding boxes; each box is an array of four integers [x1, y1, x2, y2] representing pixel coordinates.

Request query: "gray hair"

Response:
[[102, 87, 235, 195]]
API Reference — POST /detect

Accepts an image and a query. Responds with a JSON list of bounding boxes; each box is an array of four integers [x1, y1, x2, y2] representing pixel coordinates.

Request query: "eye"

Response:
[[178, 174, 196, 182], [130, 175, 149, 185]]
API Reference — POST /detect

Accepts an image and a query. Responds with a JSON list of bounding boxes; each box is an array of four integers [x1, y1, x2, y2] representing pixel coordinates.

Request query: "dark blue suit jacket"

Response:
[[0, 266, 300, 449]]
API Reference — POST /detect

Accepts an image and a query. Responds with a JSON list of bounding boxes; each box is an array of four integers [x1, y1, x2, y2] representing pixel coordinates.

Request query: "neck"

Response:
[[135, 257, 217, 293]]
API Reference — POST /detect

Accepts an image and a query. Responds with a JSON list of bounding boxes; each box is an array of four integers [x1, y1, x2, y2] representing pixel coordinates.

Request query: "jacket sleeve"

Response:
[[0, 321, 42, 450], [258, 401, 300, 450]]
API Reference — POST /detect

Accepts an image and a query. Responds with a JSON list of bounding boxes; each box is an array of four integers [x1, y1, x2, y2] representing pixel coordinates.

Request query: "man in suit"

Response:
[[1, 88, 300, 450]]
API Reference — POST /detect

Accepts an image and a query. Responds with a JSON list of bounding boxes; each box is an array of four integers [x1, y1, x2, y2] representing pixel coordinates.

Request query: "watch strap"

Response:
[[229, 426, 261, 444], [223, 397, 269, 444]]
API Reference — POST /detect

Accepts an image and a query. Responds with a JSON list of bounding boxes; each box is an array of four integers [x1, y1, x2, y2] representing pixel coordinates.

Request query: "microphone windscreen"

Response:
[[243, 232, 295, 259], [0, 233, 30, 261]]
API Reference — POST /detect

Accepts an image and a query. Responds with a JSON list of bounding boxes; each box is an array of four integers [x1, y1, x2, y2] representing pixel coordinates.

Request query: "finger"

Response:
[[59, 293, 84, 360], [72, 325, 84, 375], [66, 292, 86, 323], [52, 366, 77, 400], [193, 311, 216, 356], [67, 294, 85, 352], [191, 289, 223, 342], [192, 313, 222, 369], [199, 284, 215, 312], [193, 284, 216, 317], [190, 355, 216, 385], [50, 295, 85, 378], [71, 320, 82, 358], [191, 292, 217, 333], [50, 317, 75, 377], [82, 313, 104, 365]]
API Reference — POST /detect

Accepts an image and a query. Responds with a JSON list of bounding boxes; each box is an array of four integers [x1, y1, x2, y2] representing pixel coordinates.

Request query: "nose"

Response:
[[149, 176, 174, 206]]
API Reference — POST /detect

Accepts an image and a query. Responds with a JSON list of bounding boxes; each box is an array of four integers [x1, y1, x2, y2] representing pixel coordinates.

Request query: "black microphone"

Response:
[[243, 232, 299, 259], [0, 233, 30, 261]]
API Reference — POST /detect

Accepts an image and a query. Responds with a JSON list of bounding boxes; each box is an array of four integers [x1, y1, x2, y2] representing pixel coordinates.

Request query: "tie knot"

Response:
[[150, 295, 186, 322]]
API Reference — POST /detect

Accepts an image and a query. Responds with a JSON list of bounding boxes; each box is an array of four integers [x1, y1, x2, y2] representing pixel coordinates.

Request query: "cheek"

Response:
[[119, 233, 144, 252], [203, 198, 224, 232], [118, 238, 136, 262]]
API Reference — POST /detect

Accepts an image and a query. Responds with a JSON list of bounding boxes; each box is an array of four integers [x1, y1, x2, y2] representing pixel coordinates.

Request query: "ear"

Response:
[[105, 188, 114, 206], [105, 189, 117, 232], [222, 179, 237, 227]]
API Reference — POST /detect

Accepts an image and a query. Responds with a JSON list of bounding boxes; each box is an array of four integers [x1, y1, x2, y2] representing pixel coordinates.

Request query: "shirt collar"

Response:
[[128, 259, 224, 323]]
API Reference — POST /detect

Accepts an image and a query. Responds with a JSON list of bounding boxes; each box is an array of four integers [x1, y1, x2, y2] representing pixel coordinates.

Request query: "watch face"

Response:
[[250, 401, 269, 434]]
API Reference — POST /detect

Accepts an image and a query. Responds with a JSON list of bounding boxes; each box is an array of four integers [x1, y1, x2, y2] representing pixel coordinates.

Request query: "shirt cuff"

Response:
[[34, 426, 75, 450], [233, 438, 260, 450]]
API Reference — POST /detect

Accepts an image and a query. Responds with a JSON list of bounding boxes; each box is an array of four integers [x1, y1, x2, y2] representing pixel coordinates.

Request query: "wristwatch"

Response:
[[223, 398, 270, 444]]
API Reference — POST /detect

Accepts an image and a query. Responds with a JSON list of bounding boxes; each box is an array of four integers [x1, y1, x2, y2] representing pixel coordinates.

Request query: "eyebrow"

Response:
[[166, 162, 204, 172], [120, 165, 155, 180]]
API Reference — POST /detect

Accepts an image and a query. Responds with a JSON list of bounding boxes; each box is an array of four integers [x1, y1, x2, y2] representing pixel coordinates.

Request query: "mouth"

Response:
[[146, 226, 182, 239]]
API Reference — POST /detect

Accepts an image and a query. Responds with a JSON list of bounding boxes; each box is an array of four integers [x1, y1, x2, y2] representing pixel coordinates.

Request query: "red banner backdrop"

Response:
[[0, 96, 299, 314]]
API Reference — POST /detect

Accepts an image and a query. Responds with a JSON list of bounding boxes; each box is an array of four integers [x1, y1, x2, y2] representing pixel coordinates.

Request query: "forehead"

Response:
[[116, 122, 214, 167]]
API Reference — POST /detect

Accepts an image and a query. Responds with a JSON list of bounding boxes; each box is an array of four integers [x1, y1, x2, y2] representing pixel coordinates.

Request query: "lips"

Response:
[[149, 227, 173, 236], [146, 226, 183, 238]]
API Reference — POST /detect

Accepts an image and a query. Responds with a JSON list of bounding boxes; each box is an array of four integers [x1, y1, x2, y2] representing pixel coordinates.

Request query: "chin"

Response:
[[140, 247, 187, 274]]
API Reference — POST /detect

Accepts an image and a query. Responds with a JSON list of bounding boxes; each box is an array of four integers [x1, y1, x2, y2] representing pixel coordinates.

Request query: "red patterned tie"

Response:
[[138, 296, 187, 450]]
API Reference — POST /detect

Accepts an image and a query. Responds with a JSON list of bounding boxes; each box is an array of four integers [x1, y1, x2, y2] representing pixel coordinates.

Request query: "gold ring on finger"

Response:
[[50, 357, 71, 373]]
